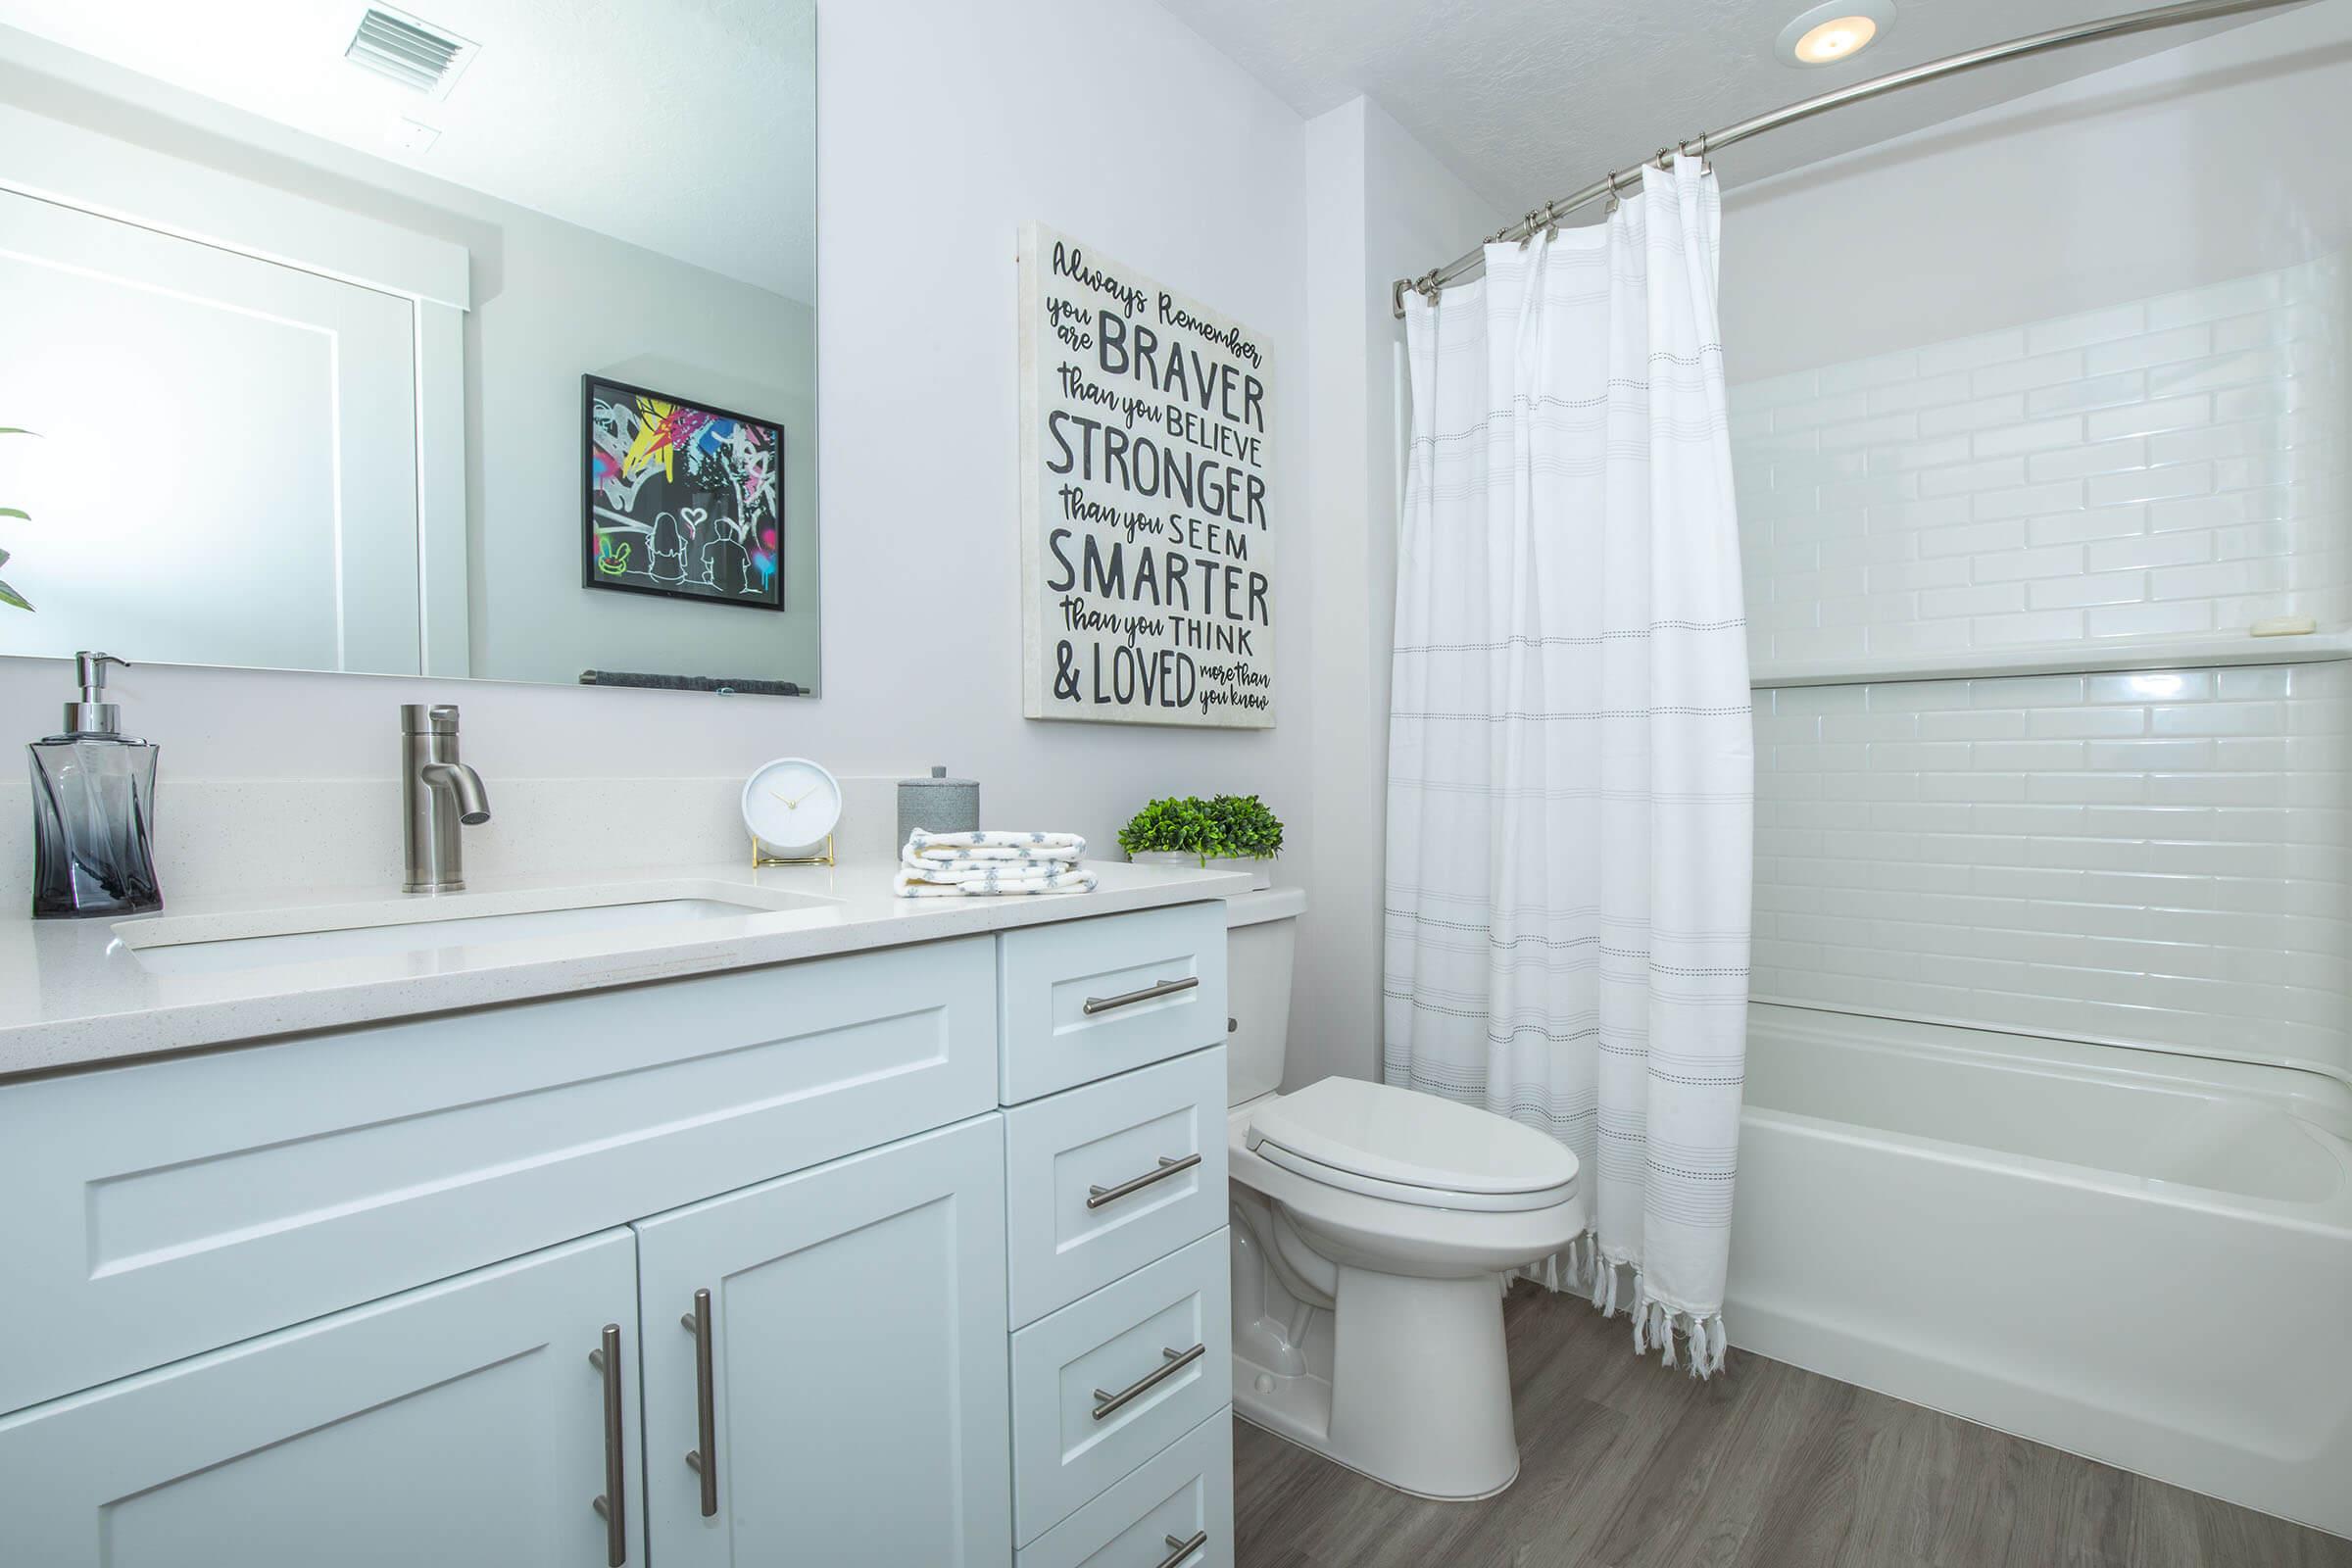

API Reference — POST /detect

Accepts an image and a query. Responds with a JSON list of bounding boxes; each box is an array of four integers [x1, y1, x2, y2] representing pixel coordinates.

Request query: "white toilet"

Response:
[[1224, 889, 1587, 1500]]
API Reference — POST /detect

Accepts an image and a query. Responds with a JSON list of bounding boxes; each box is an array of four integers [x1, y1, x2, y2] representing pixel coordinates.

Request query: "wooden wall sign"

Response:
[[1017, 222, 1274, 728]]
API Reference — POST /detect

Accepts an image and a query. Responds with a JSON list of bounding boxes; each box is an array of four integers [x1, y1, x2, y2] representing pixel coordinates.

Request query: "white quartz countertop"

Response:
[[0, 858, 1253, 1080]]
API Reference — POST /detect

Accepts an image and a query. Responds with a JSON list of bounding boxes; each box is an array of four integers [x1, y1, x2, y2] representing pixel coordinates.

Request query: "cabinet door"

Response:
[[635, 1114, 1012, 1568], [0, 1230, 645, 1568]]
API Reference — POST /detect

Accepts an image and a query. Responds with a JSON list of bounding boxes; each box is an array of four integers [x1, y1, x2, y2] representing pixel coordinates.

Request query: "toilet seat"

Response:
[[1246, 1077, 1580, 1214]]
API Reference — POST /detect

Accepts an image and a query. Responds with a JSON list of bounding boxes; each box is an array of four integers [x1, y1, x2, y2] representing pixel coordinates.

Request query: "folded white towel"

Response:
[[894, 828, 1097, 899], [906, 845, 1073, 864], [906, 828, 1088, 861], [902, 846, 1080, 871], [894, 867, 1099, 898], [899, 857, 1091, 884]]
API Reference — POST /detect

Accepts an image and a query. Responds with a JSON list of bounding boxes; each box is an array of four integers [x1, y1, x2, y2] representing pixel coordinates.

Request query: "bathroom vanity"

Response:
[[0, 861, 1245, 1567]]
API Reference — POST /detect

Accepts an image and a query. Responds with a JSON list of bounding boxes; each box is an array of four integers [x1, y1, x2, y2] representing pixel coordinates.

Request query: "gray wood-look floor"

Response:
[[1234, 1283, 2351, 1568]]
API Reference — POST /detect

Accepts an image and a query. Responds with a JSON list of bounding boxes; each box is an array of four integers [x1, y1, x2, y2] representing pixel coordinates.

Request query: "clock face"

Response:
[[742, 758, 843, 850]]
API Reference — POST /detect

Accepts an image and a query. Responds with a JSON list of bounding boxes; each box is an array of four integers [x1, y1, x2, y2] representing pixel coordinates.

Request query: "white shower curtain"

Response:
[[1384, 155, 1752, 1375]]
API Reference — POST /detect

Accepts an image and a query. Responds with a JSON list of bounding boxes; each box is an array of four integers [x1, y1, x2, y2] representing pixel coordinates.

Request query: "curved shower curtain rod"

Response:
[[1391, 0, 2319, 318]]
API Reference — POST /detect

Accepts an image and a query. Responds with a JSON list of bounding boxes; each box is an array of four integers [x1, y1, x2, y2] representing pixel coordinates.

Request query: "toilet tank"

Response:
[[1225, 887, 1306, 1106]]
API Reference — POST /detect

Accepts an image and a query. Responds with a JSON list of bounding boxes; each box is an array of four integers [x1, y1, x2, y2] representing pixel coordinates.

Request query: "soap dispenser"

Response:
[[27, 651, 162, 918]]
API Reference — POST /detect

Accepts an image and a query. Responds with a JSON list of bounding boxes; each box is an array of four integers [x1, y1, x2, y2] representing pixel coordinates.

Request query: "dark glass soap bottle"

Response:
[[28, 651, 161, 918]]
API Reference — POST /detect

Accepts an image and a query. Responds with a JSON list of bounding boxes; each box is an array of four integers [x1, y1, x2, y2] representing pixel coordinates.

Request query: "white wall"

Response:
[[0, 0, 1317, 904], [1296, 96, 1508, 1089]]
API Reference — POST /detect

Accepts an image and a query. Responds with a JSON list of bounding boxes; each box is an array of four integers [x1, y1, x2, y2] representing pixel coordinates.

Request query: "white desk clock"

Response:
[[742, 757, 842, 867]]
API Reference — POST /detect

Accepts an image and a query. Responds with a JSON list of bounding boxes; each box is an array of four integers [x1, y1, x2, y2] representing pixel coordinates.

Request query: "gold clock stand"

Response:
[[752, 833, 835, 868]]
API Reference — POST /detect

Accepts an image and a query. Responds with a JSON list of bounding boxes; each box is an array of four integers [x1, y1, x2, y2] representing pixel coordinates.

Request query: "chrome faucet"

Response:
[[401, 704, 491, 893]]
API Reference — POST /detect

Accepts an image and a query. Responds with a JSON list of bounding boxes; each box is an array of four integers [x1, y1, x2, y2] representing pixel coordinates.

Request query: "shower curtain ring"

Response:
[[1604, 171, 1622, 214]]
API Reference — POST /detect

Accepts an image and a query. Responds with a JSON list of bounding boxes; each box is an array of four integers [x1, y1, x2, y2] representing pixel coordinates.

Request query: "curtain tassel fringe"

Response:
[[1520, 1233, 1732, 1379]]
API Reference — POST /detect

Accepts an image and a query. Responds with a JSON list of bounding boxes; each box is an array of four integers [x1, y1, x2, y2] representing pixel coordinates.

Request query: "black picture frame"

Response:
[[580, 374, 786, 611]]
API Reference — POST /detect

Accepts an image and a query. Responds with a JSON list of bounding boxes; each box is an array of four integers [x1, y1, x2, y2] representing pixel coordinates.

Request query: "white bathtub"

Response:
[[1727, 1003, 2352, 1538]]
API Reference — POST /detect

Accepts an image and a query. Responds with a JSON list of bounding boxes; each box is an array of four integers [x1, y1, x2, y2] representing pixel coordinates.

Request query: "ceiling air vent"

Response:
[[344, 7, 477, 99]]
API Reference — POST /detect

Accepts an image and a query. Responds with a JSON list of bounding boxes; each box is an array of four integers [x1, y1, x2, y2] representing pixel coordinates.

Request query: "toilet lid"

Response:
[[1248, 1077, 1580, 1207]]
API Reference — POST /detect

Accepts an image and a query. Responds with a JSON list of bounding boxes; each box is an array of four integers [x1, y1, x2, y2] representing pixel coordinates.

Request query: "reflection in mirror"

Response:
[[0, 0, 819, 696]]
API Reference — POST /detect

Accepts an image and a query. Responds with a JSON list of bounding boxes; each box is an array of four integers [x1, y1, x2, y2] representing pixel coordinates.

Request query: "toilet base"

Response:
[[1230, 1263, 1522, 1501], [1233, 1404, 1521, 1503]]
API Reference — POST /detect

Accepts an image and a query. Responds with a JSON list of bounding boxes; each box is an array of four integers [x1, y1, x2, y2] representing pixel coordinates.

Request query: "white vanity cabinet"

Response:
[[0, 897, 1237, 1565]]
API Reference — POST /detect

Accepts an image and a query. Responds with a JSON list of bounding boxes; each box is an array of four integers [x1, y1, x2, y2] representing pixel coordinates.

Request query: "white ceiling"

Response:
[[0, 0, 816, 303], [1160, 0, 2292, 221]]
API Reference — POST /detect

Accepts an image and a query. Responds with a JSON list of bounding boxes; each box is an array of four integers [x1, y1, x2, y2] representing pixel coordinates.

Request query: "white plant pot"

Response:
[[1127, 851, 1197, 869], [1208, 856, 1274, 891]]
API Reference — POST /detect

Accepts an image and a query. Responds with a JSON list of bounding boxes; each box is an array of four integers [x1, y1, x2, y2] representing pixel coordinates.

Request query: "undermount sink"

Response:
[[117, 888, 836, 977]]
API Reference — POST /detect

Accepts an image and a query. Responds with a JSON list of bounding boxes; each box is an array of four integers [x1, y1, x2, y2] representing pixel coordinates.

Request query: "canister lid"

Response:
[[902, 764, 976, 790]]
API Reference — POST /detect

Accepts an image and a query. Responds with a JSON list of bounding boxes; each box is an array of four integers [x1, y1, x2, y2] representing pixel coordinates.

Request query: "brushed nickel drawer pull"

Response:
[[1091, 1342, 1206, 1421], [1087, 1152, 1204, 1210], [589, 1323, 627, 1565], [1157, 1531, 1209, 1568], [1082, 975, 1200, 1015], [681, 1288, 718, 1518]]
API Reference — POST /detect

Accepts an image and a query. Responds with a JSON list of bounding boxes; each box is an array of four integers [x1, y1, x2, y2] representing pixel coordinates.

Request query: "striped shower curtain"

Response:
[[1384, 155, 1754, 1374]]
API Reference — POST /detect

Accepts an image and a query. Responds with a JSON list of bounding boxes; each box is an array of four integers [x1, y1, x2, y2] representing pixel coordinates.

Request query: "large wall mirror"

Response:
[[0, 1, 819, 696]]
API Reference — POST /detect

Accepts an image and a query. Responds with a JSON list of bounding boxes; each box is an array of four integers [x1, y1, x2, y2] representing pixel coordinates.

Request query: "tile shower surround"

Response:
[[1735, 262, 2352, 1074], [1750, 662, 2351, 1072], [1731, 259, 2348, 670]]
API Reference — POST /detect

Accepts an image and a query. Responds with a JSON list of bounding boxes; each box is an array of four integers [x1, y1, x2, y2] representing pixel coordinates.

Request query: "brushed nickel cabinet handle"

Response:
[[1087, 1152, 1204, 1210], [1082, 975, 1200, 1015], [589, 1323, 627, 1565], [1091, 1342, 1206, 1421], [1157, 1531, 1210, 1568], [681, 1288, 718, 1518]]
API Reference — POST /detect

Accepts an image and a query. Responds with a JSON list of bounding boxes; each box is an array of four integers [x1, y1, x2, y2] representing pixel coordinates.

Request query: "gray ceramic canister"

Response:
[[899, 764, 980, 844]]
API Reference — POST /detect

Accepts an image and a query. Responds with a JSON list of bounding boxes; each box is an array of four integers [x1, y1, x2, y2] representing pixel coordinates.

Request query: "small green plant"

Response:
[[1118, 794, 1287, 864], [0, 426, 32, 612], [1117, 797, 1222, 862], [1206, 794, 1284, 860]]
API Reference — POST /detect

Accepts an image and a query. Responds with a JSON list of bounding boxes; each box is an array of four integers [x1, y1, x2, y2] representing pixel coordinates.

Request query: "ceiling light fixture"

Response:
[[1778, 1, 1893, 68]]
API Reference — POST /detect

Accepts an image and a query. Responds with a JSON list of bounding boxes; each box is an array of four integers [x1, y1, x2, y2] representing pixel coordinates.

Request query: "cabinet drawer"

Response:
[[1005, 1048, 1228, 1327], [0, 937, 997, 1414], [1011, 1230, 1231, 1545], [1017, 1407, 1232, 1568], [999, 904, 1228, 1103]]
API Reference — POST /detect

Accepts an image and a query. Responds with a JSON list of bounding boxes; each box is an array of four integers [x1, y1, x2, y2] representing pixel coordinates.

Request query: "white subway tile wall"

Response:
[[1751, 663, 2352, 1073], [1732, 258, 2350, 669]]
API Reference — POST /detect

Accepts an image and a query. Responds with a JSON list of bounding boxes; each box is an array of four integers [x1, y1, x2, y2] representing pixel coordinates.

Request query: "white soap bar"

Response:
[[2250, 615, 2318, 637]]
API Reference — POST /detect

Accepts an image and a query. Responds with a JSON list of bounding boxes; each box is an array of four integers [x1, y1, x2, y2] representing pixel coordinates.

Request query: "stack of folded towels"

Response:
[[895, 828, 1098, 898]]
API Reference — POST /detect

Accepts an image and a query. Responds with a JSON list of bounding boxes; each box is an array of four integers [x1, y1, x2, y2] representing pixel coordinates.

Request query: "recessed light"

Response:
[[1778, 1, 1893, 68], [1795, 17, 1875, 62]]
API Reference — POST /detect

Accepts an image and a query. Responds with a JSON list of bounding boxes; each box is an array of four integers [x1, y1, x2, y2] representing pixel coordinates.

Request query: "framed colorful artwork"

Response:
[[581, 375, 785, 610]]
